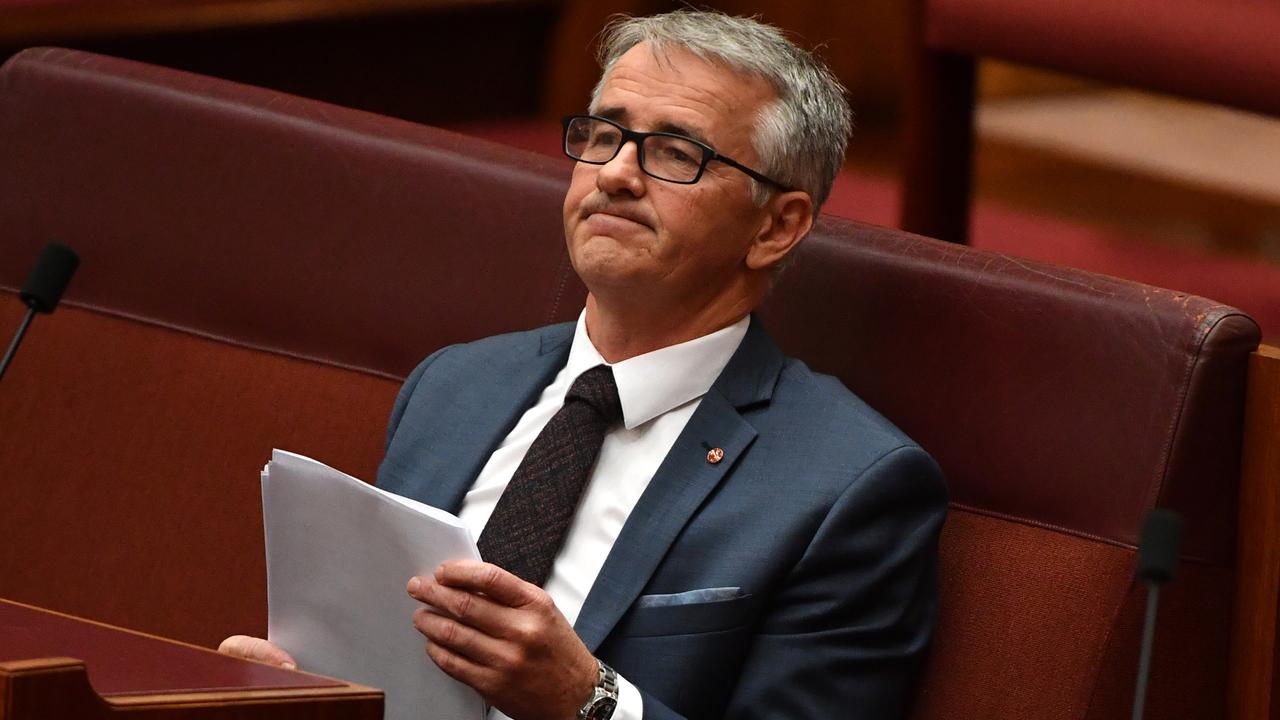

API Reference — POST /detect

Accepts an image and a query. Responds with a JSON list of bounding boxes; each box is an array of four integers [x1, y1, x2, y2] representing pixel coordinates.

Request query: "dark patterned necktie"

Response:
[[477, 364, 623, 586]]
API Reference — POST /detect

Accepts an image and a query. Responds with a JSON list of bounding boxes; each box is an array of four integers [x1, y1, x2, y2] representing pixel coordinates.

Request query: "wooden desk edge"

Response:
[[108, 683, 382, 709], [0, 602, 383, 717], [2, 656, 381, 719], [0, 596, 337, 680]]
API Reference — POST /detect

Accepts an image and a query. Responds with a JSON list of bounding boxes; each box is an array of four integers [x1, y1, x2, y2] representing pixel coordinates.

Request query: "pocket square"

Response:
[[635, 587, 743, 608]]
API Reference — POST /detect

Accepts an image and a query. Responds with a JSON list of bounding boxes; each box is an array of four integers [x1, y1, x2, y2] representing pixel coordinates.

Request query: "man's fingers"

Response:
[[435, 560, 538, 608], [424, 637, 499, 695], [412, 608, 511, 668], [408, 575, 513, 636], [217, 635, 297, 670]]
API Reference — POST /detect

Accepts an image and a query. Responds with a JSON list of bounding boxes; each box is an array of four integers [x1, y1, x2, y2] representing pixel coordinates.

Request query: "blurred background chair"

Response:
[[900, 0, 1280, 246]]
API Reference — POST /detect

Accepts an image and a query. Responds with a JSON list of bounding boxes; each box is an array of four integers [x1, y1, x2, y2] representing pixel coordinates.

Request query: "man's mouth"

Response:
[[591, 207, 650, 224], [584, 209, 652, 231], [580, 199, 654, 228]]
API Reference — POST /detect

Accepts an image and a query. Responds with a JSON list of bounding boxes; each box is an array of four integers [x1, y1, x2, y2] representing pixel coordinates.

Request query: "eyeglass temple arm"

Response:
[[713, 154, 791, 191]]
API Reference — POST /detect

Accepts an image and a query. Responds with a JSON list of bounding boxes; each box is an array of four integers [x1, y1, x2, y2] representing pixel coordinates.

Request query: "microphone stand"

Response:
[[1130, 581, 1162, 720], [0, 307, 35, 381], [1131, 509, 1183, 720]]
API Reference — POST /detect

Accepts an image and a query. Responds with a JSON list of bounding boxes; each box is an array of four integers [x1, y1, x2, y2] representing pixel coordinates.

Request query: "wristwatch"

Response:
[[577, 658, 619, 720]]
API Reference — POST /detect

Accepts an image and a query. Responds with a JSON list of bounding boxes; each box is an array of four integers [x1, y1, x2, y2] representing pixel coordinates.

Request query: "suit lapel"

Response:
[[575, 317, 785, 650], [413, 325, 574, 514]]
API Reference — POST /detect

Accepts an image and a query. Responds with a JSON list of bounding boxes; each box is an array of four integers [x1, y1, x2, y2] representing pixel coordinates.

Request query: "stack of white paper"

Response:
[[262, 449, 485, 720]]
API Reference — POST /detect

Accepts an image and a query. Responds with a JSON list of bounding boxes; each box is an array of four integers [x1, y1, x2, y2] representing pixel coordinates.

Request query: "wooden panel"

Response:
[[1229, 344, 1280, 720], [0, 0, 524, 45], [543, 0, 913, 120], [978, 60, 1103, 100]]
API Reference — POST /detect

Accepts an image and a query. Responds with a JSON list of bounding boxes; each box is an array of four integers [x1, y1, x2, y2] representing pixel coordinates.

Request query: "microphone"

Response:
[[1131, 508, 1184, 720], [1, 243, 80, 382]]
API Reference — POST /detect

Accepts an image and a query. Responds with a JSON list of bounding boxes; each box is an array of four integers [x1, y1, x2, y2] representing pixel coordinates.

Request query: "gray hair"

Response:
[[589, 10, 852, 210]]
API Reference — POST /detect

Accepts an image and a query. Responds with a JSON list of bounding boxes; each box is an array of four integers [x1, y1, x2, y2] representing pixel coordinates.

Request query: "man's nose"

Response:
[[595, 140, 646, 196]]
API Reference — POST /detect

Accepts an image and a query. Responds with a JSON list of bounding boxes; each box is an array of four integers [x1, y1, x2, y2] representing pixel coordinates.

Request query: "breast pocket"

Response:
[[616, 590, 758, 638]]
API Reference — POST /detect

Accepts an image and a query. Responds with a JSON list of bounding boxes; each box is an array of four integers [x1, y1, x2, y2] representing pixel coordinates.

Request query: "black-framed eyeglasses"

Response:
[[561, 114, 792, 191]]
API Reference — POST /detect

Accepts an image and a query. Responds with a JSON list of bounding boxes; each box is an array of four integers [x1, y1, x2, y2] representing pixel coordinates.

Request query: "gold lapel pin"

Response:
[[706, 447, 725, 464]]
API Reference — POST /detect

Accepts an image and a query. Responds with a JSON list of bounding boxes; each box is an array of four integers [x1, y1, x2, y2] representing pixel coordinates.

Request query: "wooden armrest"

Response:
[[1229, 344, 1280, 720]]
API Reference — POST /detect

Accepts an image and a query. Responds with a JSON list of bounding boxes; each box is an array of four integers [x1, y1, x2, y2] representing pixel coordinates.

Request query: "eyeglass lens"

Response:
[[564, 116, 706, 183]]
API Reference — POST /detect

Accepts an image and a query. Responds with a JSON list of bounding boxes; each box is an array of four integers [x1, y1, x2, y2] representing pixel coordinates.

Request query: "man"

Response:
[[222, 10, 946, 720]]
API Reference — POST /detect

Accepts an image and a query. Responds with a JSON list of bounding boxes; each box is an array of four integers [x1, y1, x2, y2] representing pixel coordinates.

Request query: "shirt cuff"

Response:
[[612, 671, 644, 720]]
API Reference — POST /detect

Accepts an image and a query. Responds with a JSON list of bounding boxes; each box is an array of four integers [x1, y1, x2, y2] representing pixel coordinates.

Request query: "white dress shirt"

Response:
[[458, 311, 749, 720]]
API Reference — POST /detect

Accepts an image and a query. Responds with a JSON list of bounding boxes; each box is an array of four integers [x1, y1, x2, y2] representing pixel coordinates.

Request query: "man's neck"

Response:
[[583, 293, 754, 363]]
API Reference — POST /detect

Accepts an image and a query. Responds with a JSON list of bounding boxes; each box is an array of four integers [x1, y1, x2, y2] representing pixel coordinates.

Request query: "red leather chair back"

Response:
[[762, 223, 1258, 719]]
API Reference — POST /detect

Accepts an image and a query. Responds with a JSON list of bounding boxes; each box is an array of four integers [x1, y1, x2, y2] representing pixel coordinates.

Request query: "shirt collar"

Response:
[[564, 311, 750, 430]]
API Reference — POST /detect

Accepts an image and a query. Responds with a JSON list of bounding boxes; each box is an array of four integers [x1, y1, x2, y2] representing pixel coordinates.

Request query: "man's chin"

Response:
[[570, 230, 653, 261], [570, 243, 659, 290]]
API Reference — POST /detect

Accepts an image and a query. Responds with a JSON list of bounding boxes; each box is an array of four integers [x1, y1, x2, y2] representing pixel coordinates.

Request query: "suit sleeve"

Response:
[[640, 445, 947, 720]]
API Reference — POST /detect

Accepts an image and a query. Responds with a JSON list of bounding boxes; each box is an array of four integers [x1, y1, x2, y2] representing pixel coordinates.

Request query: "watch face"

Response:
[[586, 698, 617, 720]]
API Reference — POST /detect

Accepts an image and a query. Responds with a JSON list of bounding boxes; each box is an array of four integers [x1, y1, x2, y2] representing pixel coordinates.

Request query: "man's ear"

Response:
[[746, 190, 814, 271]]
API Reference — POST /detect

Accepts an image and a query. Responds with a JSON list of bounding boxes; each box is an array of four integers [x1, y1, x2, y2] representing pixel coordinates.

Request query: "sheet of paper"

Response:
[[262, 449, 485, 720]]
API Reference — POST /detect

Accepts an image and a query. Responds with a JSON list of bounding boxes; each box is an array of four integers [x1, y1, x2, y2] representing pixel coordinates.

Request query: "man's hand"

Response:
[[408, 560, 597, 720], [217, 635, 297, 670]]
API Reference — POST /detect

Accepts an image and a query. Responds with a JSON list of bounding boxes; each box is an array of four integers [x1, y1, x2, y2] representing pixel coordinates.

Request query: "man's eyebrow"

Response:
[[651, 121, 713, 147], [596, 107, 628, 123], [593, 107, 714, 148]]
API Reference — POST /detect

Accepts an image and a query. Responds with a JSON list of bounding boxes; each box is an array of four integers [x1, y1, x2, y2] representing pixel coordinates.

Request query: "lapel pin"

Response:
[[706, 447, 725, 464]]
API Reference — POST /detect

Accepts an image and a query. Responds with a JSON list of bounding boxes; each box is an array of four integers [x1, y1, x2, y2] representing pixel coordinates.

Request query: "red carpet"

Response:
[[453, 118, 1280, 342]]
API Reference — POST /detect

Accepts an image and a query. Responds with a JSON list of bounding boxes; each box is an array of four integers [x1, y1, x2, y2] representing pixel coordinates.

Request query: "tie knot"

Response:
[[565, 364, 623, 425]]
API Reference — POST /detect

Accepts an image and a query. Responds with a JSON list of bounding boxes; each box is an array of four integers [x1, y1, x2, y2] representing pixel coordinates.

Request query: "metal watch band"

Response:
[[577, 658, 619, 720]]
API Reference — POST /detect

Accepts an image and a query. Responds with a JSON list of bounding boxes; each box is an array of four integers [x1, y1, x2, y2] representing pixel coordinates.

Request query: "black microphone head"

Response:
[[1137, 509, 1184, 585], [20, 243, 80, 313]]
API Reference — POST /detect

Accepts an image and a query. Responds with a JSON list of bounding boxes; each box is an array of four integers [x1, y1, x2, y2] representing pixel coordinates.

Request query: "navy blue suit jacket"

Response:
[[377, 317, 947, 719]]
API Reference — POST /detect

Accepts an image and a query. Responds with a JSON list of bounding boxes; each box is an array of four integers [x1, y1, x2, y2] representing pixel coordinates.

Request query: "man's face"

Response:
[[563, 43, 776, 312]]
